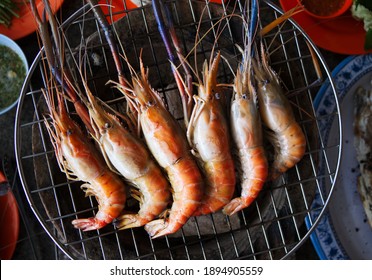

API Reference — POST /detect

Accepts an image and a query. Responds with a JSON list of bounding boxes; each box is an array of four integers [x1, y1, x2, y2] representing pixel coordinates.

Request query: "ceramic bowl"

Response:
[[0, 34, 29, 115]]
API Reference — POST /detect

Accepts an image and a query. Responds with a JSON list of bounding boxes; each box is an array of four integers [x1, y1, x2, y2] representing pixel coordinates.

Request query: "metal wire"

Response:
[[14, 0, 341, 260]]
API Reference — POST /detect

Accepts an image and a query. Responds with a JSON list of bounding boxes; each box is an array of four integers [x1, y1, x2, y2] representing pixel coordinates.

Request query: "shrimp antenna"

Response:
[[86, 0, 127, 86], [249, 0, 259, 44], [86, 0, 140, 122], [190, 5, 240, 76], [152, 0, 194, 126], [30, 0, 93, 133], [239, 0, 259, 74]]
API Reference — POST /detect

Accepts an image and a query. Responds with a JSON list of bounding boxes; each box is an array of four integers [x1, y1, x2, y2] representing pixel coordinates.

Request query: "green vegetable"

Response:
[[355, 0, 372, 12], [352, 0, 372, 50], [0, 45, 26, 109], [0, 0, 20, 28]]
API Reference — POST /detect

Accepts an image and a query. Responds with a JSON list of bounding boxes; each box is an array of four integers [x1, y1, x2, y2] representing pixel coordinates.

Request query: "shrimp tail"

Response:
[[144, 155, 204, 238], [223, 197, 248, 216], [193, 157, 236, 216], [72, 218, 108, 231], [87, 0, 126, 86], [144, 219, 170, 239], [30, 0, 93, 133], [115, 213, 147, 230]]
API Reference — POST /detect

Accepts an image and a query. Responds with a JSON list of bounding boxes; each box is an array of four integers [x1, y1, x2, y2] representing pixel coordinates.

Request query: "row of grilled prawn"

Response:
[[31, 0, 306, 239]]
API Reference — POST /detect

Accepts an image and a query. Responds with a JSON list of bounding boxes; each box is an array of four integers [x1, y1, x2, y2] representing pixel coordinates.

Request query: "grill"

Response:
[[14, 0, 341, 260]]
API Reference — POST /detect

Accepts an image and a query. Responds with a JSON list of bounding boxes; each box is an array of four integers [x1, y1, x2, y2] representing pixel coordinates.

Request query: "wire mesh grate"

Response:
[[15, 0, 341, 260]]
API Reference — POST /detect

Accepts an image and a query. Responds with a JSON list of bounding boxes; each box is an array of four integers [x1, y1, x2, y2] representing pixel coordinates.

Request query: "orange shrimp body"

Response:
[[72, 171, 127, 231], [84, 90, 171, 229], [125, 61, 204, 238], [189, 53, 236, 216], [44, 96, 127, 231], [253, 48, 306, 180], [223, 68, 268, 216]]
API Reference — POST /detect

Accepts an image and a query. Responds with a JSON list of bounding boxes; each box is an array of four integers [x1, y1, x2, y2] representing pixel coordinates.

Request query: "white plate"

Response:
[[307, 54, 372, 260]]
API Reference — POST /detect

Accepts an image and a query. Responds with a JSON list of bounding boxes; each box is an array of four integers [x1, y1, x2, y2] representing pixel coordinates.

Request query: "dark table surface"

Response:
[[0, 0, 351, 260]]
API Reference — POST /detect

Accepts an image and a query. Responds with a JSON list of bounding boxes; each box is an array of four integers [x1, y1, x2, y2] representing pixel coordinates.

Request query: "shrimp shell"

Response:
[[188, 53, 236, 216], [84, 88, 171, 229], [119, 60, 204, 238], [43, 90, 127, 231], [253, 46, 306, 180], [223, 68, 268, 215], [72, 172, 127, 231]]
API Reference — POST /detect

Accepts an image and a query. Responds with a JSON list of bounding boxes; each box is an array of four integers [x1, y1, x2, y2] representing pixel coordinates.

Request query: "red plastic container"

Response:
[[98, 1, 227, 24], [0, 171, 20, 260]]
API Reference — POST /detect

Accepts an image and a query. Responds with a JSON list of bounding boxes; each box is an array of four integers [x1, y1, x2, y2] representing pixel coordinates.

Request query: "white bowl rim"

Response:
[[0, 34, 29, 115]]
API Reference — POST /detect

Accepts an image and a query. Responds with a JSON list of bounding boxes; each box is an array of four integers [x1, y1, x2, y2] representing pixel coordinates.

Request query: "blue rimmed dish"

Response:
[[307, 54, 372, 260]]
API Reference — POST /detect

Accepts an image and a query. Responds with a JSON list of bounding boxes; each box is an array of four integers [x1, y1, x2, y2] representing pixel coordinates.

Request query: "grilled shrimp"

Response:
[[43, 88, 127, 231], [223, 67, 268, 215], [81, 1, 172, 228], [32, 0, 130, 231], [117, 59, 204, 238], [83, 86, 171, 229], [253, 44, 306, 180], [221, 0, 268, 215], [187, 52, 236, 216]]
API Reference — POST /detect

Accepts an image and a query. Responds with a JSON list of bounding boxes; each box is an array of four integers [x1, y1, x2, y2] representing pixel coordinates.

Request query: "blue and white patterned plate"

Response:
[[307, 54, 372, 260]]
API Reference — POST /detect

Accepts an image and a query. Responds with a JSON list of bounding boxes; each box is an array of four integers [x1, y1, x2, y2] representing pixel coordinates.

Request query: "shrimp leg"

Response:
[[86, 0, 126, 87], [152, 0, 194, 126]]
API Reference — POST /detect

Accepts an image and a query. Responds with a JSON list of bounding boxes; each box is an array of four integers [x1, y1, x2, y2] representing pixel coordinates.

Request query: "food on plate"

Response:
[[351, 0, 372, 50], [353, 82, 372, 229], [0, 44, 26, 110]]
